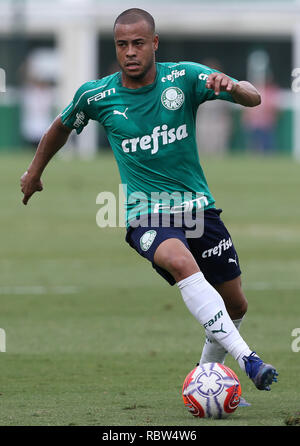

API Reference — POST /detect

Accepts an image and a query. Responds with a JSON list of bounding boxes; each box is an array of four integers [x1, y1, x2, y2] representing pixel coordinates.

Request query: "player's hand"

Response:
[[206, 72, 236, 96], [20, 171, 43, 205]]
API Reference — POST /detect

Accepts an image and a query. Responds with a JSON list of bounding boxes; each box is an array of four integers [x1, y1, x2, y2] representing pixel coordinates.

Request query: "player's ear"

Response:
[[153, 33, 159, 51]]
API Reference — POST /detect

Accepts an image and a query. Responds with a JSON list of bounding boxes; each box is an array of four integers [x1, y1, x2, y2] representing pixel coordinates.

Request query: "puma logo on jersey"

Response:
[[121, 123, 188, 155], [113, 107, 128, 119], [228, 256, 238, 266]]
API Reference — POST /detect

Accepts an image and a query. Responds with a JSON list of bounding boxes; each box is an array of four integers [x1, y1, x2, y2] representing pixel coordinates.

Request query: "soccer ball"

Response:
[[182, 362, 241, 419]]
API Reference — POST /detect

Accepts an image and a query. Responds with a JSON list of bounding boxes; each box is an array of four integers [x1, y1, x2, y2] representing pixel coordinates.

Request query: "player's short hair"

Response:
[[114, 8, 155, 34]]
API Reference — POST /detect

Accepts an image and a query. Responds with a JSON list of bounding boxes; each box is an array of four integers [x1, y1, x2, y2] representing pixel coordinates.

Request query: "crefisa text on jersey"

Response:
[[161, 69, 186, 83], [121, 123, 188, 154]]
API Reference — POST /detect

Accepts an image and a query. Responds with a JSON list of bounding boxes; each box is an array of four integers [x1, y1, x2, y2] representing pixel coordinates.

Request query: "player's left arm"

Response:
[[206, 72, 261, 107]]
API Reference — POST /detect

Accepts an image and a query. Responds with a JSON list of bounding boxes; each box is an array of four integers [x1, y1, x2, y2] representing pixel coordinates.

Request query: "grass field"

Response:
[[0, 151, 299, 427]]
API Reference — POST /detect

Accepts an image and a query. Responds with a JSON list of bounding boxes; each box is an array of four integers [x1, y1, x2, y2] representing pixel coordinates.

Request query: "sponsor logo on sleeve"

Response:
[[87, 87, 116, 104], [73, 111, 86, 128], [198, 73, 209, 81]]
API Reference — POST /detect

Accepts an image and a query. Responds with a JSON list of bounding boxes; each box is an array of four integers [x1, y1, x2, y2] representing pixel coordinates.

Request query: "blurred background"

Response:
[[1, 0, 300, 159]]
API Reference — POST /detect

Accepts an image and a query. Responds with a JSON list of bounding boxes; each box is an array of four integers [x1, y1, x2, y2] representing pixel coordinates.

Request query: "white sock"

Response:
[[177, 272, 251, 371], [199, 318, 243, 365]]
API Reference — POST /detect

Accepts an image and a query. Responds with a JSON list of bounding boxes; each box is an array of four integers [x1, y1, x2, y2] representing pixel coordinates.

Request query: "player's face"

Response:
[[114, 20, 159, 82]]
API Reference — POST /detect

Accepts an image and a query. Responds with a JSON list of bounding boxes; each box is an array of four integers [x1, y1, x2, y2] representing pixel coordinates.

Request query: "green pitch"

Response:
[[0, 152, 299, 426]]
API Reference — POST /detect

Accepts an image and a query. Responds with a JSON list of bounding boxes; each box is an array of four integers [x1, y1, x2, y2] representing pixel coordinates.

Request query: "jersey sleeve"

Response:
[[60, 82, 91, 134], [182, 62, 238, 107]]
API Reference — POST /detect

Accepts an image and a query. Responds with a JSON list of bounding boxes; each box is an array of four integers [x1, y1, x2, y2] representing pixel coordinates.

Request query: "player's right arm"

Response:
[[20, 80, 94, 205], [20, 116, 72, 205]]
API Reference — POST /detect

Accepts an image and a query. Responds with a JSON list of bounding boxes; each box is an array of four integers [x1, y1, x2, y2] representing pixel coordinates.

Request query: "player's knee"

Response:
[[238, 297, 248, 316], [154, 239, 200, 281], [164, 255, 199, 281], [218, 277, 248, 318], [236, 283, 248, 316], [228, 294, 248, 319]]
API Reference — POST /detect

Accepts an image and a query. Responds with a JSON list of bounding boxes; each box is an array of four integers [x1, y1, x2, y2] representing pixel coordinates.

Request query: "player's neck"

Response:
[[121, 64, 157, 89]]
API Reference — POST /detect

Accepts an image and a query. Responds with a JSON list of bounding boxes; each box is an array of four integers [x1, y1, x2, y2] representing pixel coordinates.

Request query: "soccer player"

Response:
[[20, 8, 278, 399]]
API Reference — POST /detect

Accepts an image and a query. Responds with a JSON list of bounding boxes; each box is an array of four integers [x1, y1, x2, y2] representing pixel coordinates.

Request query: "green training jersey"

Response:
[[60, 62, 237, 226]]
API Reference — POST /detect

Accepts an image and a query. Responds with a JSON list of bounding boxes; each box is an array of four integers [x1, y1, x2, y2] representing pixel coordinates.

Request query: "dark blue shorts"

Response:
[[125, 208, 241, 286]]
